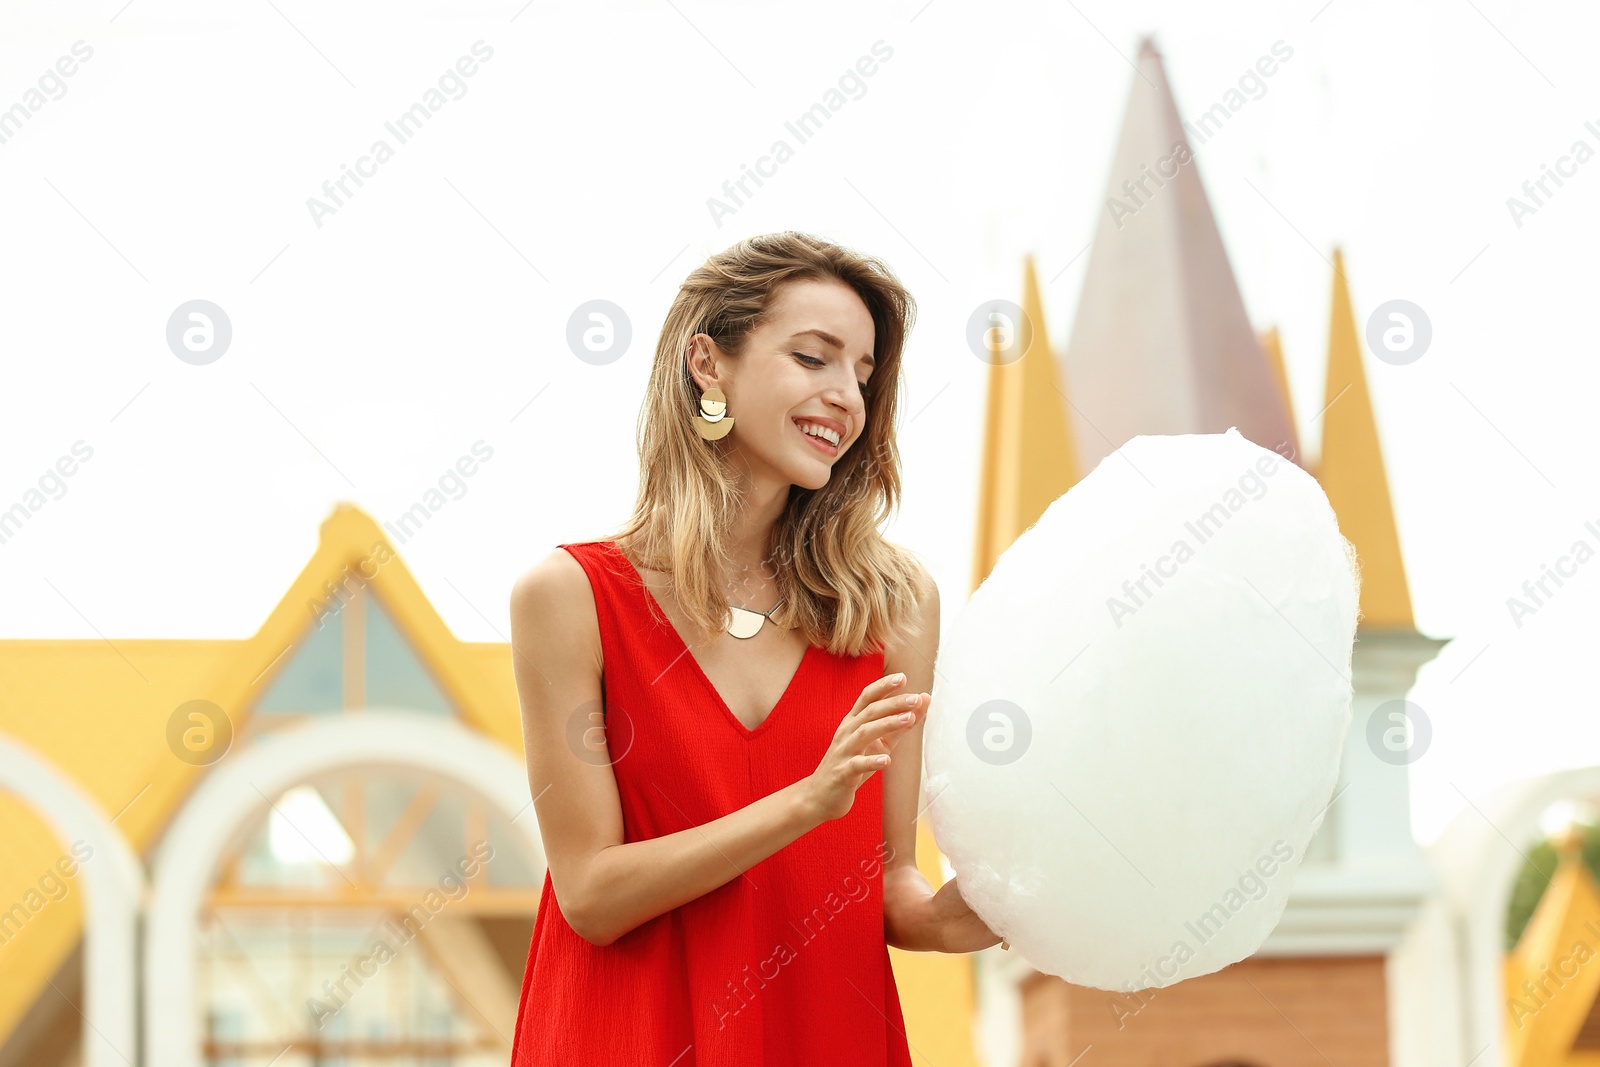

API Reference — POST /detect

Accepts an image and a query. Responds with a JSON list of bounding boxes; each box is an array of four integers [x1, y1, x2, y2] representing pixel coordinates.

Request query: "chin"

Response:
[[787, 457, 834, 491]]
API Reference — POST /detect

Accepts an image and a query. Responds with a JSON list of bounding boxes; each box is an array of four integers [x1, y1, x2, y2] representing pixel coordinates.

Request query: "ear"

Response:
[[686, 333, 725, 393]]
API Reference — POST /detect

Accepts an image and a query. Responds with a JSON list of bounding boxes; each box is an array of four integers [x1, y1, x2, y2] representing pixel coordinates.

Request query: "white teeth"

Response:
[[796, 421, 841, 446]]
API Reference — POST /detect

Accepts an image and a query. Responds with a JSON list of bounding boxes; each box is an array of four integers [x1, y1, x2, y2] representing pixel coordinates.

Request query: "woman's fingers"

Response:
[[842, 676, 926, 745], [813, 677, 930, 822], [853, 693, 927, 749], [864, 689, 927, 724], [851, 672, 908, 718]]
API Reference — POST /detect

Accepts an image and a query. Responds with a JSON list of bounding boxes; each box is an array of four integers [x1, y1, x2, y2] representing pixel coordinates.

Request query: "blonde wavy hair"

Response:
[[595, 231, 930, 659]]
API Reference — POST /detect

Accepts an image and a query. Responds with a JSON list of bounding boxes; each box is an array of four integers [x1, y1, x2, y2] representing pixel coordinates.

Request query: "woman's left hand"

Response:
[[933, 875, 1004, 953]]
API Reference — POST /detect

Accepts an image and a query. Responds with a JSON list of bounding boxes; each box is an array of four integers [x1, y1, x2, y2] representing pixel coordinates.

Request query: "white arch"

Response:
[[144, 710, 547, 1067], [0, 735, 144, 1067], [1429, 765, 1600, 1066]]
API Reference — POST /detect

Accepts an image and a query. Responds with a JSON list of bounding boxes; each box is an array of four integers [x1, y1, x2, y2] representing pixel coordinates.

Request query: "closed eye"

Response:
[[794, 352, 873, 397]]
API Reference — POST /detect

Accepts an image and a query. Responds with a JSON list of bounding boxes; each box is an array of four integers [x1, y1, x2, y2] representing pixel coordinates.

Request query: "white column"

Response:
[[0, 735, 145, 1067]]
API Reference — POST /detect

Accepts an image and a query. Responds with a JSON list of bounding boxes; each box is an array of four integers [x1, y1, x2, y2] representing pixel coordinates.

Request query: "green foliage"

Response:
[[1504, 822, 1600, 952]]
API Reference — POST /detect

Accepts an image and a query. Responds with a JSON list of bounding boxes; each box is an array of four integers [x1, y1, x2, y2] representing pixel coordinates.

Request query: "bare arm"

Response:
[[881, 566, 1003, 954], [881, 566, 943, 950], [511, 548, 914, 947]]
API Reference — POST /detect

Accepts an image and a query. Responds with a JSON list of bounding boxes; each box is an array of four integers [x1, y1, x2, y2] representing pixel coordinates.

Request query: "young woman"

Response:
[[507, 231, 1001, 1066]]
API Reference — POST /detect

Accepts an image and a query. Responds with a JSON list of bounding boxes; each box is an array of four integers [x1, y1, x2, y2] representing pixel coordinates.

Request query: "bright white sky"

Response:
[[2, 0, 1596, 849]]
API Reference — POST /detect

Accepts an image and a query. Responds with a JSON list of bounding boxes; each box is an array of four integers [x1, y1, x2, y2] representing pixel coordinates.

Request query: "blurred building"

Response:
[[956, 33, 1599, 1067], [0, 505, 549, 1067]]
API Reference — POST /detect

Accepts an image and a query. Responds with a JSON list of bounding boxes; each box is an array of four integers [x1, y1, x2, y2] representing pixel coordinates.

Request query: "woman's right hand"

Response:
[[804, 672, 929, 823]]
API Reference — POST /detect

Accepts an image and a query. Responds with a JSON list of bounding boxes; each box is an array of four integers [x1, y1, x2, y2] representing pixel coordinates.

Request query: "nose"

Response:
[[822, 375, 865, 423], [823, 395, 862, 441]]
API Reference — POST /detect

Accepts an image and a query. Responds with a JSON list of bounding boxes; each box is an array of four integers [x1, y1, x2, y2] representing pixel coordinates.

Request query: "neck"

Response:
[[722, 463, 793, 605]]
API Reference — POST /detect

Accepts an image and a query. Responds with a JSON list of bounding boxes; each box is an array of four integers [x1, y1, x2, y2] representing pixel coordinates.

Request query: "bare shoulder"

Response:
[[911, 558, 939, 610], [910, 559, 939, 639], [510, 547, 601, 668], [511, 546, 590, 616], [884, 554, 939, 664], [899, 554, 938, 618]]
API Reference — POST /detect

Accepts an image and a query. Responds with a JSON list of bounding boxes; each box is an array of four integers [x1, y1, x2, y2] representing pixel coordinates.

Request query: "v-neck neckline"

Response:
[[606, 541, 816, 738]]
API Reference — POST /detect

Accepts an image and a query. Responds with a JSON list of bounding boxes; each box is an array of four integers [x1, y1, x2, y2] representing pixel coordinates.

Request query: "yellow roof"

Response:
[[970, 253, 1080, 593], [0, 504, 520, 1049], [1502, 827, 1600, 1065], [1259, 325, 1301, 461], [1315, 248, 1415, 629]]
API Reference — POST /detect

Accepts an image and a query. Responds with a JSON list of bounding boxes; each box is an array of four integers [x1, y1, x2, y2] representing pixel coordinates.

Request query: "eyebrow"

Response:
[[791, 328, 876, 369]]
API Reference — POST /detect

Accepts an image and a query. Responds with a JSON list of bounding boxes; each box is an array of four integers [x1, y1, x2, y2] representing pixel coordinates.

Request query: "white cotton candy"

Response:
[[922, 428, 1360, 992]]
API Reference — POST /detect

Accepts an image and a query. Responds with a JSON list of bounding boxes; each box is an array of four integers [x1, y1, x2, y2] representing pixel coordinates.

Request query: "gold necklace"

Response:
[[728, 598, 785, 639]]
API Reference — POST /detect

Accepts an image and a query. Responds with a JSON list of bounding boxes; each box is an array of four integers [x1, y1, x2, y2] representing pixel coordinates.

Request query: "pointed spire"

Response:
[[1317, 248, 1414, 629], [1059, 35, 1297, 472], [1258, 326, 1301, 461], [970, 254, 1079, 593]]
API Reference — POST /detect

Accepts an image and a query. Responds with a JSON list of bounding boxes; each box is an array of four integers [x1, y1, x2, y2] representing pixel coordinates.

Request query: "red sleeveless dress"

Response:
[[509, 540, 915, 1066]]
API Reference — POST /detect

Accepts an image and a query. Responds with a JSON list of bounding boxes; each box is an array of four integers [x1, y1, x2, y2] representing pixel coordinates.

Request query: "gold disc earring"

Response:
[[693, 386, 735, 441]]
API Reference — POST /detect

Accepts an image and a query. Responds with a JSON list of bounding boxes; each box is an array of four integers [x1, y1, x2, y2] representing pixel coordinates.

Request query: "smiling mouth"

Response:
[[795, 420, 841, 457]]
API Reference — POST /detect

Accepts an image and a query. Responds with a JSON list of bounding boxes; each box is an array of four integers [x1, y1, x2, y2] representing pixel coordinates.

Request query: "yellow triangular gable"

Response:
[[1316, 248, 1415, 629], [0, 502, 520, 1050], [970, 254, 1079, 592]]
